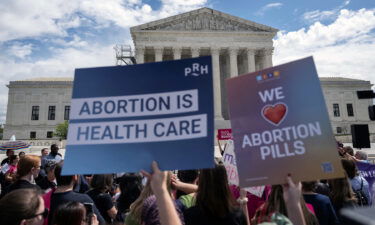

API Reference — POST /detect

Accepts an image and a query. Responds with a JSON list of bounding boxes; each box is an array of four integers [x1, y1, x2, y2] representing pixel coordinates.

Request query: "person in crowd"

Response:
[[4, 155, 19, 186], [19, 151, 26, 158], [302, 181, 339, 225], [343, 146, 354, 156], [183, 163, 247, 225], [124, 180, 153, 225], [175, 170, 199, 199], [73, 174, 90, 193], [36, 160, 57, 191], [141, 161, 183, 225], [49, 162, 105, 225], [141, 170, 185, 225], [253, 184, 319, 225], [341, 158, 372, 205], [42, 144, 62, 168], [52, 201, 98, 225], [0, 188, 47, 225], [86, 174, 118, 224], [116, 173, 143, 222], [41, 148, 49, 157], [328, 176, 357, 221], [1, 149, 15, 165], [354, 150, 369, 163], [1, 155, 41, 198], [314, 180, 330, 196]]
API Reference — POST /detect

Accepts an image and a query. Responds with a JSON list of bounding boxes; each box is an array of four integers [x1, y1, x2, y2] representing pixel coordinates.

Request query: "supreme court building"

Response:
[[3, 8, 375, 141]]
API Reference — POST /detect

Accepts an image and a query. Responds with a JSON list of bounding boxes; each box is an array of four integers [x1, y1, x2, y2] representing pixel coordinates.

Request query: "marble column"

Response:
[[263, 48, 273, 68], [211, 47, 223, 120], [229, 47, 239, 77], [173, 47, 182, 60], [135, 46, 145, 64], [154, 47, 163, 62], [246, 48, 256, 73], [191, 48, 200, 58]]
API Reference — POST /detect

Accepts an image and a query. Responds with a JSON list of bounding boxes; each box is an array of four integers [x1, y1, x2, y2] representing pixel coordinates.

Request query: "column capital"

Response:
[[229, 47, 239, 55], [172, 46, 182, 51], [135, 46, 145, 51], [246, 48, 256, 55], [191, 48, 200, 57], [210, 46, 220, 55], [154, 46, 164, 53], [263, 48, 274, 55]]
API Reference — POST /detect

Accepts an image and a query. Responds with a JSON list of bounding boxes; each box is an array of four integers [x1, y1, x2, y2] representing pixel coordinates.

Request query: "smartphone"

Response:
[[83, 202, 94, 225]]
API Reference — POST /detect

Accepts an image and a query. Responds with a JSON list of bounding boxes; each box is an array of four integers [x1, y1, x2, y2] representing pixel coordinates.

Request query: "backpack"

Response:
[[353, 178, 369, 206]]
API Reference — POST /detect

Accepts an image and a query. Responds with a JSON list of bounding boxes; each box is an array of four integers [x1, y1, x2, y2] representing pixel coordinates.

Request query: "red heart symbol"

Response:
[[262, 103, 288, 125]]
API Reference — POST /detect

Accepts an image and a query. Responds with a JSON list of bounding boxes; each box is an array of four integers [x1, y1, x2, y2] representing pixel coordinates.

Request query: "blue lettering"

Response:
[[166, 122, 177, 136], [117, 100, 127, 113], [115, 125, 124, 139], [101, 126, 113, 140], [123, 124, 134, 138], [91, 126, 101, 140], [154, 123, 165, 137], [104, 100, 115, 114], [93, 101, 102, 114], [77, 126, 89, 141], [136, 124, 147, 138], [79, 102, 91, 115], [192, 119, 201, 134]]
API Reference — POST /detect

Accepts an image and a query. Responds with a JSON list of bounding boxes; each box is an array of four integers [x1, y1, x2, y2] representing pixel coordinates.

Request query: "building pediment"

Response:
[[131, 7, 278, 33]]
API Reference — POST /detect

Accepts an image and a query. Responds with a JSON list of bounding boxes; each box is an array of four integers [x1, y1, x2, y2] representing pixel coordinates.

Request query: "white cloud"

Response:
[[303, 0, 351, 23], [274, 8, 375, 84], [256, 2, 283, 16], [7, 43, 33, 59]]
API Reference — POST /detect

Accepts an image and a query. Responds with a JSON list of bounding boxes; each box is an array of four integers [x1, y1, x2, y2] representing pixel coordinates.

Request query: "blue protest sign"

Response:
[[357, 161, 375, 198], [62, 56, 214, 175]]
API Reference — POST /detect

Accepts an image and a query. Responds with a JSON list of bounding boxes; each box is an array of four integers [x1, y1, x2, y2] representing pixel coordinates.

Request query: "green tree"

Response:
[[54, 121, 68, 140]]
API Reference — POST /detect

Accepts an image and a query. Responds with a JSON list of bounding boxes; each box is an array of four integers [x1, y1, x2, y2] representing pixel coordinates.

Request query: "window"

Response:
[[30, 131, 36, 139], [333, 103, 340, 117], [336, 127, 342, 134], [48, 106, 56, 120], [347, 103, 354, 117], [47, 131, 53, 138], [31, 106, 39, 120], [64, 106, 70, 120]]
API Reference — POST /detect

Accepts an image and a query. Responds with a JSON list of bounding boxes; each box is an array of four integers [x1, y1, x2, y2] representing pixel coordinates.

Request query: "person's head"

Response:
[[341, 158, 358, 179], [50, 144, 59, 155], [52, 201, 87, 225], [328, 176, 357, 207], [9, 155, 19, 166], [41, 148, 49, 157], [90, 174, 113, 192], [54, 161, 77, 187], [302, 181, 317, 192], [0, 188, 46, 225], [355, 150, 368, 161], [118, 173, 143, 212], [6, 149, 15, 157], [17, 155, 41, 179], [195, 163, 235, 216], [18, 151, 26, 158], [177, 170, 199, 184], [343, 146, 354, 156], [129, 181, 153, 224]]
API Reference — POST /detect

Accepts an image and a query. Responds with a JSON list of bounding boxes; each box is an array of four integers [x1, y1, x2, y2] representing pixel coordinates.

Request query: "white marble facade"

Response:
[[130, 7, 278, 128], [3, 8, 375, 140]]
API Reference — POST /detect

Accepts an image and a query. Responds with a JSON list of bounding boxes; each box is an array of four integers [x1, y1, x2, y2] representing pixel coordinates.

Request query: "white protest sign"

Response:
[[222, 140, 265, 198]]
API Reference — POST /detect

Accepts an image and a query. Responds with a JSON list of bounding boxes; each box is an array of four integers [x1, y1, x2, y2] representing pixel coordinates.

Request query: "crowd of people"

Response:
[[0, 142, 373, 225]]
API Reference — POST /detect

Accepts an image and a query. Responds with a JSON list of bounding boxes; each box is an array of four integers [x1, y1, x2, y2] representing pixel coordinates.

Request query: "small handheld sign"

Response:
[[63, 56, 214, 175]]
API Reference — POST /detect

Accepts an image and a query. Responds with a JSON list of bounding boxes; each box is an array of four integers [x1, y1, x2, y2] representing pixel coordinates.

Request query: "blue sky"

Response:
[[0, 0, 374, 123]]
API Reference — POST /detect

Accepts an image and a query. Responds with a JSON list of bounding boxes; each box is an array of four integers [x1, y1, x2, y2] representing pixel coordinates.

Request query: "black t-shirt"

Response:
[[49, 191, 105, 225], [1, 158, 10, 166], [0, 179, 40, 198], [35, 176, 56, 190], [184, 206, 247, 225], [86, 189, 114, 223]]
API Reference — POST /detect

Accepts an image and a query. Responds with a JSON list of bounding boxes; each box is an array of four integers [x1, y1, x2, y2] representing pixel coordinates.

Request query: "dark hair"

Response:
[[17, 155, 40, 178], [328, 176, 357, 209], [117, 173, 143, 213], [343, 146, 354, 156], [6, 149, 14, 156], [52, 201, 86, 225], [90, 174, 113, 192], [18, 151, 25, 157], [177, 170, 199, 183], [51, 144, 58, 149], [302, 181, 317, 192], [256, 185, 319, 225], [341, 158, 357, 179], [195, 164, 235, 217], [0, 189, 42, 225], [55, 161, 75, 186], [9, 155, 19, 164]]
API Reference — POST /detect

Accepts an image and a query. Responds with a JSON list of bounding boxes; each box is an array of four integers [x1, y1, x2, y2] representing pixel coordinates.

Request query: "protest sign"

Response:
[[222, 140, 265, 197], [218, 129, 233, 140], [63, 56, 214, 175], [226, 57, 344, 187], [357, 161, 375, 197]]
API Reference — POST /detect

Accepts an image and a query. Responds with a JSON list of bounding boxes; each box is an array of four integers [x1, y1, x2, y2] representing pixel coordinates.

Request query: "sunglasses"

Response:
[[26, 208, 49, 220]]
